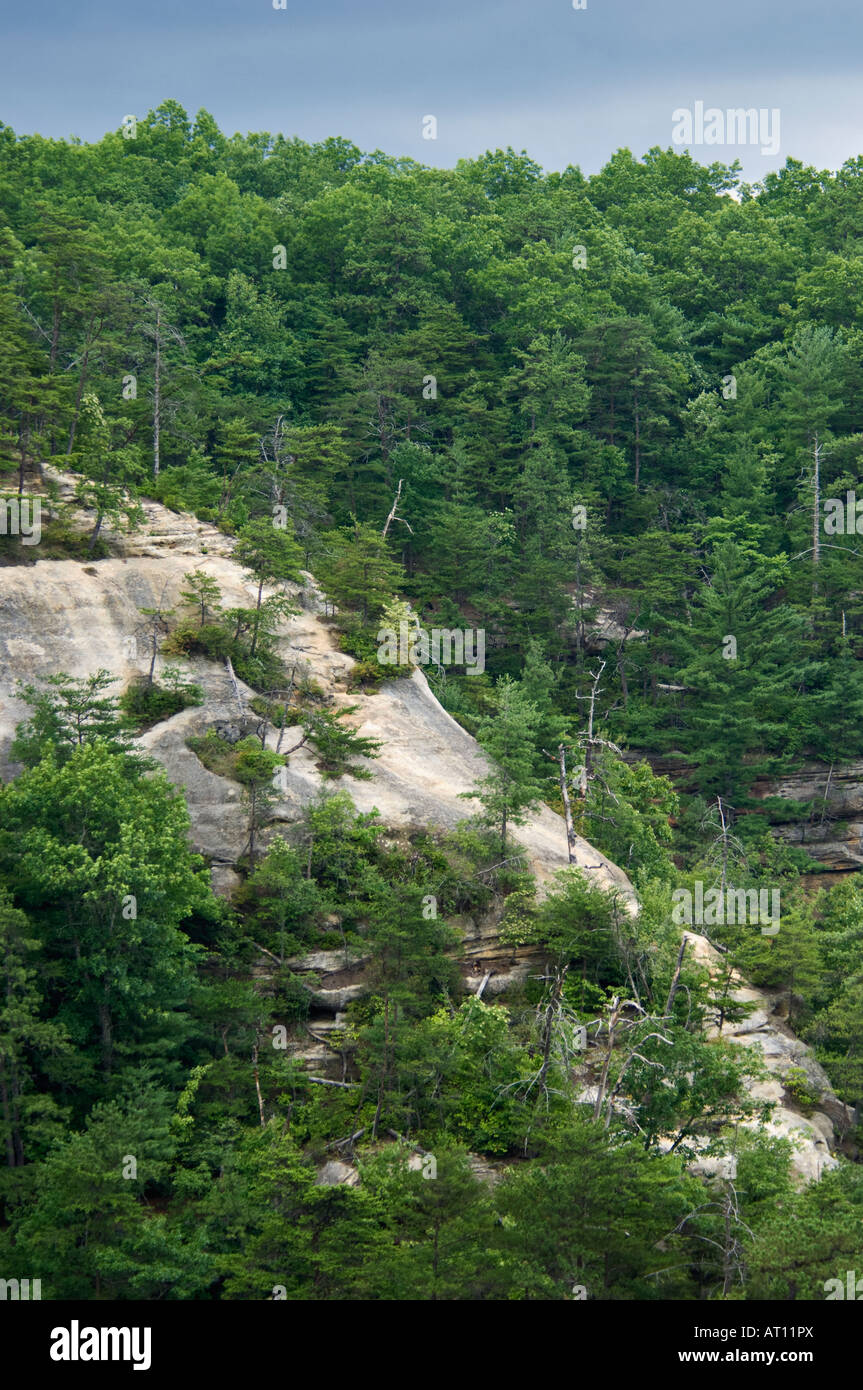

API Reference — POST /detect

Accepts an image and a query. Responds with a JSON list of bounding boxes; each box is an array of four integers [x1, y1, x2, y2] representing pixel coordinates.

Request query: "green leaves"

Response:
[[304, 704, 382, 779], [463, 676, 546, 852], [0, 742, 211, 1099], [11, 670, 145, 770], [316, 519, 404, 625]]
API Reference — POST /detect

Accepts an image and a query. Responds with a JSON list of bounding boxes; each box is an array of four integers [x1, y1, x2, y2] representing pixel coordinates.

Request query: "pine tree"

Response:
[[0, 891, 70, 1178], [317, 520, 403, 625], [671, 540, 805, 801], [234, 517, 302, 656], [462, 677, 546, 853]]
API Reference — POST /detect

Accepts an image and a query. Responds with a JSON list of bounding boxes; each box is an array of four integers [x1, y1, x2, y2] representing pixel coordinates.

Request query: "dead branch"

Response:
[[381, 478, 414, 538]]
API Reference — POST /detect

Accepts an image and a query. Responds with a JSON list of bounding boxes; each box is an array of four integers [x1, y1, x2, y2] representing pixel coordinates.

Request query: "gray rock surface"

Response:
[[686, 931, 852, 1183], [315, 1160, 360, 1188]]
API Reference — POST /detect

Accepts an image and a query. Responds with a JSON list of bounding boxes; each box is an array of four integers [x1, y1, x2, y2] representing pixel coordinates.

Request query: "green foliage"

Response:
[[461, 676, 546, 853], [494, 1116, 699, 1299], [304, 705, 382, 779], [0, 889, 71, 1190], [119, 667, 203, 731], [743, 1163, 863, 1300], [578, 753, 678, 885], [2, 1081, 207, 1299], [0, 742, 211, 1104], [783, 1065, 820, 1114], [179, 569, 223, 627], [6, 108, 863, 1303], [11, 670, 144, 770], [234, 837, 322, 958], [316, 522, 404, 626]]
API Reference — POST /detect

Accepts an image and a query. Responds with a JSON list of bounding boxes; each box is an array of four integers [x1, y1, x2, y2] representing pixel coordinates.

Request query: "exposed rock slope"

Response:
[[684, 932, 850, 1183], [0, 479, 634, 909], [0, 479, 850, 1183]]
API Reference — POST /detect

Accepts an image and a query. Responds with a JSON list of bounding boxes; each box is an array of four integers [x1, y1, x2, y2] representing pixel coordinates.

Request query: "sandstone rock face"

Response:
[[752, 762, 863, 872], [0, 482, 637, 917], [314, 1152, 502, 1188], [644, 751, 863, 877], [315, 1160, 360, 1188], [0, 479, 849, 1184], [684, 931, 852, 1183]]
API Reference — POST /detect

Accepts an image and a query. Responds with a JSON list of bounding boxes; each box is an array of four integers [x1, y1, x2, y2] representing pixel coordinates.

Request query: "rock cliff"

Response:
[[643, 751, 863, 879], [0, 476, 851, 1183]]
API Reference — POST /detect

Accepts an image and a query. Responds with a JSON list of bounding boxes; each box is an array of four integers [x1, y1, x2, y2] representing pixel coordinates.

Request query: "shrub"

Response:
[[346, 658, 388, 692], [186, 730, 241, 779], [164, 621, 233, 663], [119, 668, 203, 731], [783, 1065, 819, 1115], [306, 706, 382, 779]]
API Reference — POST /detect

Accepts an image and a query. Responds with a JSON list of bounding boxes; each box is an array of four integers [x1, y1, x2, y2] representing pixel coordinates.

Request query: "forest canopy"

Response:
[[2, 104, 863, 1302]]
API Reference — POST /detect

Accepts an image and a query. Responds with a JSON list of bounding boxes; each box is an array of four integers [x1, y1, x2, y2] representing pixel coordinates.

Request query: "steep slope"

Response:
[[0, 479, 851, 1183], [0, 477, 635, 908]]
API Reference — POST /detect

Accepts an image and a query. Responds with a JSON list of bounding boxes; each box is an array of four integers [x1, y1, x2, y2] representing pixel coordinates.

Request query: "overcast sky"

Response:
[[2, 0, 861, 180]]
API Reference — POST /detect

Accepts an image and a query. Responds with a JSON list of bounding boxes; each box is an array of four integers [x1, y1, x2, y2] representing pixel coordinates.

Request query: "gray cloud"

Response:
[[1, 0, 861, 179]]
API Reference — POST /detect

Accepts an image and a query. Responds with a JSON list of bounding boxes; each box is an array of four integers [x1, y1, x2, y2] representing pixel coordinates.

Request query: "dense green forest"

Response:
[[2, 103, 863, 1300]]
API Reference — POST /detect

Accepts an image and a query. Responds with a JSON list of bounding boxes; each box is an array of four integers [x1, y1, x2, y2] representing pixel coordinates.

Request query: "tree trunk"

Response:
[[371, 994, 390, 1140], [616, 639, 629, 708], [67, 312, 96, 456], [558, 744, 578, 863], [664, 937, 688, 1017], [812, 434, 821, 600], [252, 1045, 265, 1127], [147, 627, 158, 686], [593, 997, 620, 1121], [249, 577, 265, 656], [0, 1058, 17, 1167], [248, 786, 258, 867], [153, 304, 161, 479], [17, 415, 29, 495], [99, 999, 113, 1075], [537, 966, 568, 1092], [88, 509, 104, 554]]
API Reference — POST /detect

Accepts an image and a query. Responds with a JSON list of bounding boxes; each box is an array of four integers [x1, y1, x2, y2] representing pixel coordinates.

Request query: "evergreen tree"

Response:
[[672, 540, 805, 800], [463, 677, 546, 853]]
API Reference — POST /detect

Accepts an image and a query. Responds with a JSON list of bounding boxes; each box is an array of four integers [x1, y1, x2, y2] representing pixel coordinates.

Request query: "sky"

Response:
[[1, 0, 862, 181]]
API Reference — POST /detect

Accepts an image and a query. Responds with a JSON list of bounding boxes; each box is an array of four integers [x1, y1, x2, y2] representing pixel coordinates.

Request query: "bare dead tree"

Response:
[[668, 1183, 754, 1298], [543, 661, 623, 865], [591, 940, 691, 1131], [544, 742, 579, 863], [225, 655, 245, 718], [252, 1044, 266, 1127], [664, 936, 688, 1017], [135, 295, 191, 479], [811, 433, 824, 598], [381, 478, 413, 539], [133, 581, 175, 687], [701, 797, 748, 899]]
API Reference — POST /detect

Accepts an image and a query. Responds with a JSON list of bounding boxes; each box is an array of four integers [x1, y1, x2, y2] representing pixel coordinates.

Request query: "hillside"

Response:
[[3, 109, 863, 1303], [0, 479, 849, 1196]]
